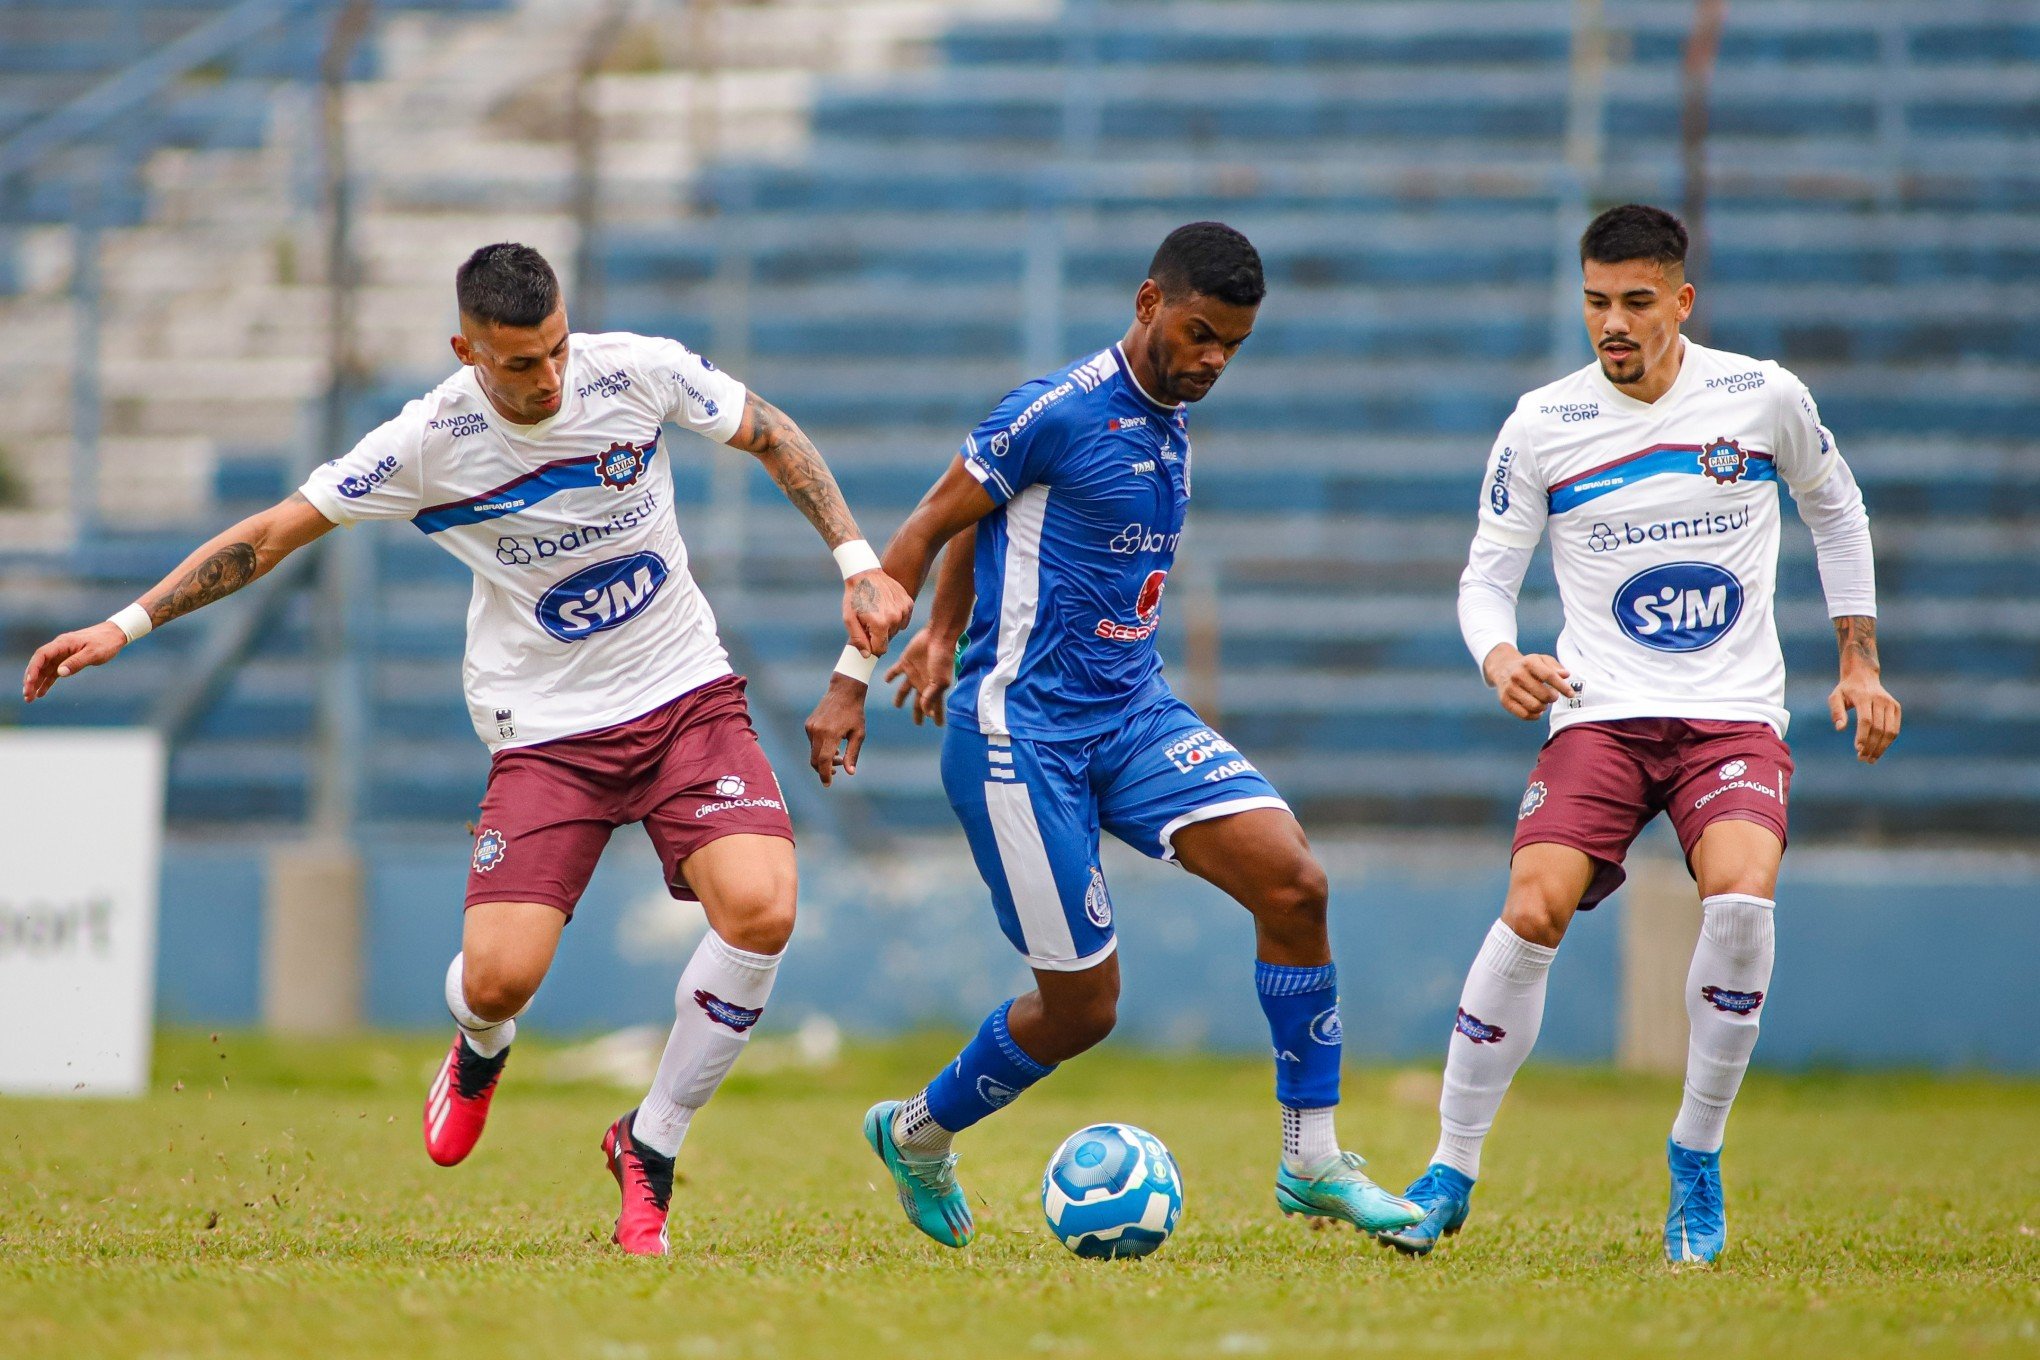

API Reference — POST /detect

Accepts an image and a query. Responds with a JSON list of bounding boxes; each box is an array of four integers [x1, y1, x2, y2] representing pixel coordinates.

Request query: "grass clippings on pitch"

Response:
[[1, 1032, 2034, 1360]]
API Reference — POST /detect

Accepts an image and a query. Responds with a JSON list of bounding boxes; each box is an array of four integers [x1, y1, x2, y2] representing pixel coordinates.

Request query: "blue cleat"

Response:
[[1377, 1162, 1476, 1256], [1275, 1152, 1425, 1235], [1665, 1138, 1727, 1264], [863, 1101, 974, 1249]]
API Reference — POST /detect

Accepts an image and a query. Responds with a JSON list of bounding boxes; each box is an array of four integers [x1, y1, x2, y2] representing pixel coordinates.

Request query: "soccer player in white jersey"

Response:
[[20, 243, 913, 1256], [1378, 205, 1902, 1265]]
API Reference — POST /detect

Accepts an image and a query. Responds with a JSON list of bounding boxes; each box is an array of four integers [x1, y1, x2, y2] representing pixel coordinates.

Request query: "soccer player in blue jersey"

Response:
[[804, 222, 1422, 1249]]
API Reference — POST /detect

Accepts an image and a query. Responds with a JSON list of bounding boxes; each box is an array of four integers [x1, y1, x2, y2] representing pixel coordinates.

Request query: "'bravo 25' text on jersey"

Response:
[[1474, 338, 1874, 736], [299, 331, 747, 750], [950, 345, 1193, 738]]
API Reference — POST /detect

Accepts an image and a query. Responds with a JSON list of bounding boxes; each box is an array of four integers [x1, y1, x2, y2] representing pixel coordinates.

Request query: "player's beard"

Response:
[[1597, 349, 1645, 386], [1148, 332, 1214, 404]]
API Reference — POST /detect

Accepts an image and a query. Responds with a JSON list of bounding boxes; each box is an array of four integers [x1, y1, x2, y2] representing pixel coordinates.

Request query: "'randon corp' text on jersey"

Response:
[[1477, 339, 1858, 736], [950, 345, 1193, 738], [300, 331, 746, 750]]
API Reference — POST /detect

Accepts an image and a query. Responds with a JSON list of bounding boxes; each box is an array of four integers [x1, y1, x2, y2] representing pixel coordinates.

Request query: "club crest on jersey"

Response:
[[1518, 781, 1547, 821], [472, 827, 507, 873], [694, 989, 763, 1032], [1456, 1008, 1507, 1044], [1701, 985, 1765, 1016], [593, 438, 655, 491], [1699, 438, 1750, 485]]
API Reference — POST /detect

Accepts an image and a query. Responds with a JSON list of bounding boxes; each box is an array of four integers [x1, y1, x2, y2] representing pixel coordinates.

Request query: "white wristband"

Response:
[[109, 603, 152, 643], [832, 539, 882, 580], [833, 644, 876, 684]]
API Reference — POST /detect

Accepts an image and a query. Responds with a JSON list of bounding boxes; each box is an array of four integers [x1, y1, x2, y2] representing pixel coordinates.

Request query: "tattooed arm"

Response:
[[21, 493, 335, 702], [1828, 615, 1901, 763], [729, 392, 861, 548], [727, 390, 913, 656]]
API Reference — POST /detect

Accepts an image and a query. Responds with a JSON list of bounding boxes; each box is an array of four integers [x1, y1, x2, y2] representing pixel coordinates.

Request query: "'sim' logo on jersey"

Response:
[[535, 552, 669, 642], [1615, 562, 1744, 653]]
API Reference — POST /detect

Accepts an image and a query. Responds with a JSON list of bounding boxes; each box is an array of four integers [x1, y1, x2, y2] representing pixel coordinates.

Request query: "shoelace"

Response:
[[1673, 1166, 1722, 1223], [452, 1043, 506, 1100], [902, 1152, 962, 1196], [628, 1143, 676, 1212]]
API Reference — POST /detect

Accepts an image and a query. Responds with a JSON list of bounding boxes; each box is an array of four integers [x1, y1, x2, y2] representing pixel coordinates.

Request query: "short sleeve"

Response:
[[1473, 410, 1547, 549], [1770, 363, 1841, 493], [638, 335, 747, 444], [958, 381, 1078, 506], [299, 401, 429, 525]]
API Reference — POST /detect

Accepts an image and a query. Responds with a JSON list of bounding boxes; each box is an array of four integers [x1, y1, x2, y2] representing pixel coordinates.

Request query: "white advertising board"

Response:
[[0, 728, 164, 1096]]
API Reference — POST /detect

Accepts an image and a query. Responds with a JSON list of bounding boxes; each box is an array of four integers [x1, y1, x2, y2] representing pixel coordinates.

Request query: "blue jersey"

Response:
[[950, 345, 1193, 738]]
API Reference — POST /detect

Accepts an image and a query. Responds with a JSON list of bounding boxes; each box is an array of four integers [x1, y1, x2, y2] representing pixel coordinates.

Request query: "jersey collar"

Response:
[[1113, 343, 1183, 416]]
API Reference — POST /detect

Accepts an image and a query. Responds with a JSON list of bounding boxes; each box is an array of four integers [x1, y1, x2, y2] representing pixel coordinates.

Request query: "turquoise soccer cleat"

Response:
[[863, 1101, 975, 1249], [1665, 1138, 1727, 1264], [1275, 1151, 1425, 1234], [1377, 1162, 1476, 1256]]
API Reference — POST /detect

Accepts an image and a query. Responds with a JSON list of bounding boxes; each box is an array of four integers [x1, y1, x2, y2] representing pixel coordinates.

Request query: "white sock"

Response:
[[1671, 893, 1775, 1154], [444, 953, 516, 1059], [1433, 919, 1558, 1180], [632, 931, 783, 1158], [892, 1091, 952, 1157], [1281, 1105, 1339, 1175]]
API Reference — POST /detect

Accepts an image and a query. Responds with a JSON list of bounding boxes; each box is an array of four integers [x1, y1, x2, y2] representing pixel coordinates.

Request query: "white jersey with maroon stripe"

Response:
[[300, 331, 747, 750], [1473, 339, 1862, 737]]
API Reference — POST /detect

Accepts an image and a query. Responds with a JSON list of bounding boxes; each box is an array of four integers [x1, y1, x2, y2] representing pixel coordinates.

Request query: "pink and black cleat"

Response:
[[422, 1031, 509, 1167], [603, 1109, 676, 1256]]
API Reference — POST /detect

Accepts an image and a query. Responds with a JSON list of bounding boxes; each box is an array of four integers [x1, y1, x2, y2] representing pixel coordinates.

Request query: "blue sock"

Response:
[[1258, 960, 1341, 1109], [921, 998, 1056, 1135]]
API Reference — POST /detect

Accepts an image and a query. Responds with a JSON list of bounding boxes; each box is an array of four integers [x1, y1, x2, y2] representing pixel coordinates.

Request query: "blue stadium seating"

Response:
[[2, 0, 2036, 844]]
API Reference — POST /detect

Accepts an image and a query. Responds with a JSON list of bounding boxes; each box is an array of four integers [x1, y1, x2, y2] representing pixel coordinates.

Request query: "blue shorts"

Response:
[[941, 694, 1290, 972]]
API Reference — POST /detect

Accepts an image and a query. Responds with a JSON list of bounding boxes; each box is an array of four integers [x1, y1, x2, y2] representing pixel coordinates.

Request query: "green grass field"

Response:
[[2, 1032, 2035, 1359]]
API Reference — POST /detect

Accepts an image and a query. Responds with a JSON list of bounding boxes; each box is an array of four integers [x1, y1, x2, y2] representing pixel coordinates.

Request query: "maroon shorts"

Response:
[[464, 674, 794, 916], [1511, 718, 1792, 909]]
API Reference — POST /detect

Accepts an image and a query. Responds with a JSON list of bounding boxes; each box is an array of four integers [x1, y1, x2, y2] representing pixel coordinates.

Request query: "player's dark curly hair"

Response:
[[456, 242, 560, 327], [1579, 204, 1689, 268], [1149, 221, 1266, 307]]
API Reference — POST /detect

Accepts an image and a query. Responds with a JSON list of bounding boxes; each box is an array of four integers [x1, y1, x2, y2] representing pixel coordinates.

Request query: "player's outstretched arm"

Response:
[[727, 391, 913, 657], [804, 458, 995, 785], [1829, 615, 1900, 763], [21, 493, 335, 703], [885, 525, 976, 726]]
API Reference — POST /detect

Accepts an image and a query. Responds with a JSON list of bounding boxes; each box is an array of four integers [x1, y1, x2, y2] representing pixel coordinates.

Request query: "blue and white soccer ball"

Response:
[[1041, 1122, 1183, 1260]]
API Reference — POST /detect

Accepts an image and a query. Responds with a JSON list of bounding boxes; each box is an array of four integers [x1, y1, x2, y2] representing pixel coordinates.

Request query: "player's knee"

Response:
[[1499, 889, 1570, 949], [1256, 857, 1330, 935], [1044, 983, 1118, 1053], [462, 962, 540, 1022], [716, 891, 797, 955]]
